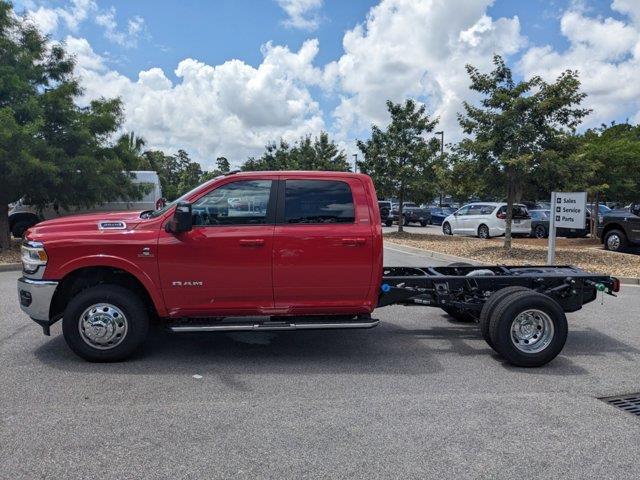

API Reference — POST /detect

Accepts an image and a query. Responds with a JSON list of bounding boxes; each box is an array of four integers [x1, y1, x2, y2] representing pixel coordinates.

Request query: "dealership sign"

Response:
[[552, 192, 587, 229], [547, 192, 587, 264]]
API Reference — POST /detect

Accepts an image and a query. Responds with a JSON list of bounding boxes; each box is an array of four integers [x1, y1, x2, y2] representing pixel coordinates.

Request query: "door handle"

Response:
[[239, 238, 265, 247], [342, 237, 366, 246]]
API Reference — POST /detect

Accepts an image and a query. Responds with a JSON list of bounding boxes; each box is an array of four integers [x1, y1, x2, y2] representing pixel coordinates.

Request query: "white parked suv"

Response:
[[442, 202, 531, 239]]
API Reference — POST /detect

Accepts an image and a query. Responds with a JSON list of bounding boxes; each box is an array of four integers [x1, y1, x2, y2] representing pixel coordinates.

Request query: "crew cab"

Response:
[[597, 203, 640, 252], [17, 171, 619, 367]]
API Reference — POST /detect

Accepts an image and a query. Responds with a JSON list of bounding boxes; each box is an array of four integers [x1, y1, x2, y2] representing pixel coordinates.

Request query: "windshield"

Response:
[[145, 179, 217, 218]]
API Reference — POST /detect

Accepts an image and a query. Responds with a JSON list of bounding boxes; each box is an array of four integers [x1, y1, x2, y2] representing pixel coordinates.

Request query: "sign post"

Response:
[[547, 191, 587, 265]]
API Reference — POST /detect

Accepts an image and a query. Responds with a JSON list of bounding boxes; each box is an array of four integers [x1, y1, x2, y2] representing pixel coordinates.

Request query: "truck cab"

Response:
[[597, 203, 640, 251], [17, 171, 383, 361]]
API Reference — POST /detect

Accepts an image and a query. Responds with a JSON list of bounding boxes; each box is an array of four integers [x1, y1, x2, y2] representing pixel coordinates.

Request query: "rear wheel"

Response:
[[385, 218, 393, 227], [420, 220, 427, 227], [604, 229, 628, 252], [533, 225, 547, 239], [478, 224, 490, 239], [488, 291, 567, 367], [443, 222, 452, 235], [62, 284, 149, 362], [479, 286, 530, 350]]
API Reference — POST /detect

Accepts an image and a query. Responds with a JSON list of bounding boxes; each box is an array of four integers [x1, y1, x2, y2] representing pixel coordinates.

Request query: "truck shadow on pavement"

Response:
[[32, 313, 638, 377]]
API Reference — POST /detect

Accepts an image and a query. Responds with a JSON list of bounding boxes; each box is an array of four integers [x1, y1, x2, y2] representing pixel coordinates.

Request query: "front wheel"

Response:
[[384, 218, 393, 227], [443, 222, 452, 235], [488, 291, 567, 367], [604, 229, 628, 252], [62, 284, 149, 362], [420, 220, 427, 227]]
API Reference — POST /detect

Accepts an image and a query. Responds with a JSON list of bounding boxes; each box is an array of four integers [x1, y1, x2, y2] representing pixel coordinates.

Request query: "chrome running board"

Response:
[[168, 319, 379, 333]]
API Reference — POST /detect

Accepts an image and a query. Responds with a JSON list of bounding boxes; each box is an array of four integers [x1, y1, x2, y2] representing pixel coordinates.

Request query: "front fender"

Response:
[[57, 255, 167, 317]]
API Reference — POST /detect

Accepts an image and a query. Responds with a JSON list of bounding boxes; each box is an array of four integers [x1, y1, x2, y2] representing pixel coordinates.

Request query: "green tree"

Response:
[[216, 156, 230, 173], [140, 149, 203, 200], [457, 55, 590, 249], [242, 132, 349, 171], [570, 123, 640, 230], [0, 2, 144, 248], [357, 99, 440, 232]]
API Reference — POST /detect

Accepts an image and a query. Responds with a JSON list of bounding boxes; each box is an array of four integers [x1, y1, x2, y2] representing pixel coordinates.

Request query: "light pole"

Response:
[[434, 131, 444, 206], [352, 153, 358, 173]]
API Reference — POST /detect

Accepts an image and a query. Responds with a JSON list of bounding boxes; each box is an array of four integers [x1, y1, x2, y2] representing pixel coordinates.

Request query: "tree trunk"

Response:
[[0, 202, 10, 250], [503, 167, 515, 251], [398, 181, 404, 233]]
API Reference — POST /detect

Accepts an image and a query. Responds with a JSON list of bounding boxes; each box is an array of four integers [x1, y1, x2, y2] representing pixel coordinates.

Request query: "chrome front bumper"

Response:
[[17, 277, 58, 322]]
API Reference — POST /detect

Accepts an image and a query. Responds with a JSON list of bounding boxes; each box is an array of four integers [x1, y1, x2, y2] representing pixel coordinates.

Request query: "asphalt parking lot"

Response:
[[2, 245, 639, 479]]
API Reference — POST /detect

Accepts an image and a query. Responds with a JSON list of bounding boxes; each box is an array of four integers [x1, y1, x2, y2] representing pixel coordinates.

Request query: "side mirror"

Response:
[[632, 204, 640, 216], [166, 201, 192, 234]]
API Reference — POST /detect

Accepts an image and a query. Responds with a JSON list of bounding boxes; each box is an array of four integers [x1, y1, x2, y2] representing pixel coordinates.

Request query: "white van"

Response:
[[8, 171, 162, 238], [442, 202, 531, 239]]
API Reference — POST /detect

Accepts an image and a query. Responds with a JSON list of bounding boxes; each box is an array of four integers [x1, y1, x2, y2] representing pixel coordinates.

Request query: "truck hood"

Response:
[[26, 211, 146, 237]]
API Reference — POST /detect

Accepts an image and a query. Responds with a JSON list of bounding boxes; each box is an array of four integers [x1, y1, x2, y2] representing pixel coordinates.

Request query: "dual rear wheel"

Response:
[[479, 288, 567, 367]]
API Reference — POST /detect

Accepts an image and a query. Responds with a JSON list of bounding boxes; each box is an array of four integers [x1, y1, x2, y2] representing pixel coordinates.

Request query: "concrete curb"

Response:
[[384, 240, 640, 286], [0, 263, 21, 272]]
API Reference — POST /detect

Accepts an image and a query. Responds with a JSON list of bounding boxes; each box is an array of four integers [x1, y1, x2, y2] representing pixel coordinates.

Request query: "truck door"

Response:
[[158, 178, 276, 316], [273, 177, 373, 313]]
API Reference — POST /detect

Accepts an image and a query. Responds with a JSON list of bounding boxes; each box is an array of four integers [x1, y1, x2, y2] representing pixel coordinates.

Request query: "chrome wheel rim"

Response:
[[510, 309, 554, 353], [607, 234, 620, 250], [479, 227, 488, 238], [79, 303, 128, 350], [443, 224, 451, 235]]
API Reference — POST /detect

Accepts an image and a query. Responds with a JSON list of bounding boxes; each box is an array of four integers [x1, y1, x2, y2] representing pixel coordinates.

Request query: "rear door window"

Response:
[[498, 205, 529, 219], [283, 180, 355, 224]]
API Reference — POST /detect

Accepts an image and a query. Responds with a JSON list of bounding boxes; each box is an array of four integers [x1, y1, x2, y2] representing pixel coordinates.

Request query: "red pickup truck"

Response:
[[17, 171, 619, 367]]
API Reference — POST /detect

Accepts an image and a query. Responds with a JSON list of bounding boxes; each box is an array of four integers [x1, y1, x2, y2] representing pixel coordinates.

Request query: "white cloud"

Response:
[[276, 0, 323, 31], [325, 0, 526, 142], [22, 1, 144, 48], [95, 7, 145, 47], [519, 2, 640, 128], [24, 0, 96, 34], [64, 37, 325, 168]]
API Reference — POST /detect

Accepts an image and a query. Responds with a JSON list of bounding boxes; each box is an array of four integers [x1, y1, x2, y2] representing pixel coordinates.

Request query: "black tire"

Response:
[[62, 284, 149, 362], [533, 225, 547, 239], [385, 218, 393, 227], [11, 219, 36, 238], [478, 224, 490, 239], [420, 220, 427, 227], [488, 291, 567, 367], [479, 286, 530, 350], [603, 229, 628, 252], [443, 222, 452, 235]]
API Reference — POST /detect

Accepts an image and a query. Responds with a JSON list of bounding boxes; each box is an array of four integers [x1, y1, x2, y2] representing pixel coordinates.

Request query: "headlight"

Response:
[[21, 241, 48, 274]]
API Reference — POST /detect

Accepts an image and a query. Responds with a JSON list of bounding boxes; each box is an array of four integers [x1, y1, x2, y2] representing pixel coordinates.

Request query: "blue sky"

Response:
[[14, 0, 640, 168]]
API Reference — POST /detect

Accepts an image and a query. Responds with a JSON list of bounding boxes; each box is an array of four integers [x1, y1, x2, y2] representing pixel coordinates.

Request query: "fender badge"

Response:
[[98, 221, 127, 230]]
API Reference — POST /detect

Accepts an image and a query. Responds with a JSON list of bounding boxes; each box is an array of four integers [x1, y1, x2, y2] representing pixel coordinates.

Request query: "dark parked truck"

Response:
[[17, 171, 620, 367], [597, 203, 640, 252], [391, 203, 432, 226]]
